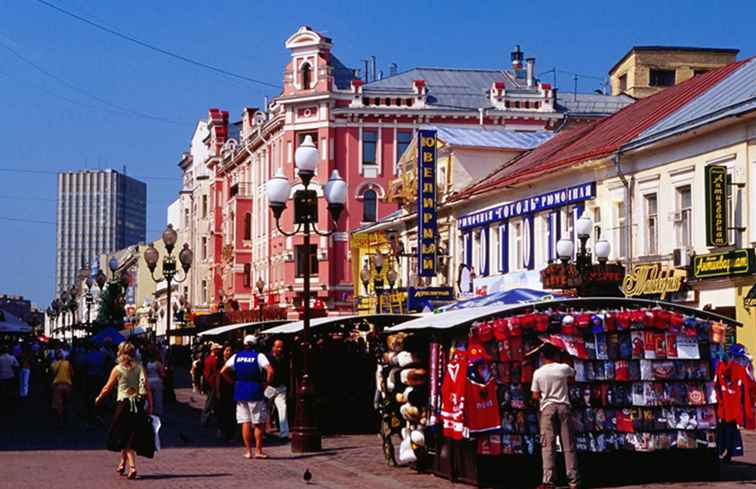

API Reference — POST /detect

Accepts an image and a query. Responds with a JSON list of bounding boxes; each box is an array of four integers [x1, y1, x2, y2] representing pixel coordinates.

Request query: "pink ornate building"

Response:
[[189, 26, 630, 315]]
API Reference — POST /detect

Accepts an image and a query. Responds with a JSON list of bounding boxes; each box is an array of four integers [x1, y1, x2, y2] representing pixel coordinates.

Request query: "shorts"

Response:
[[236, 400, 268, 425], [52, 383, 72, 410]]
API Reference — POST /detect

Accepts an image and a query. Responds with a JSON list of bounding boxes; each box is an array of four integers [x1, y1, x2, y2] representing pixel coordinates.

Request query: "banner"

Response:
[[705, 165, 728, 247], [417, 129, 437, 277], [407, 286, 454, 311]]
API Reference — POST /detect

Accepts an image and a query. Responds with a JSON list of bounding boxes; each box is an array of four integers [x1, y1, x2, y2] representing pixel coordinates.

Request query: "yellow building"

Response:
[[609, 46, 738, 98]]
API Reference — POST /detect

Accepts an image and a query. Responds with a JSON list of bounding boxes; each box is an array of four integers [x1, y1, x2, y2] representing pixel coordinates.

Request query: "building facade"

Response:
[[189, 26, 631, 316], [55, 169, 146, 296], [609, 46, 738, 98]]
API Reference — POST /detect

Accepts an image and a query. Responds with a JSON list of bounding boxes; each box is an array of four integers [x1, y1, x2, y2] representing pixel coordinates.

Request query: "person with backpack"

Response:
[[220, 335, 273, 459]]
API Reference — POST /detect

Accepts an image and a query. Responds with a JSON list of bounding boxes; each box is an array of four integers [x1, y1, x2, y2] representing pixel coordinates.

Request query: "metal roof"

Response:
[[629, 57, 756, 148], [362, 67, 631, 116], [433, 126, 552, 149]]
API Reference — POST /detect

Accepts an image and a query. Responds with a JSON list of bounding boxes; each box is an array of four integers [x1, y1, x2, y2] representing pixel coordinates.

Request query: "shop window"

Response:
[[362, 189, 377, 222], [645, 194, 658, 255], [676, 186, 692, 248], [362, 130, 378, 166], [295, 244, 318, 277], [244, 213, 251, 241], [650, 69, 675, 87], [301, 62, 312, 89]]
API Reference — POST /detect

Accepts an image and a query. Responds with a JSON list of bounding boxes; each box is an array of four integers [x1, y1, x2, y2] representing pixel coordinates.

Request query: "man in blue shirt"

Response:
[[221, 335, 274, 459]]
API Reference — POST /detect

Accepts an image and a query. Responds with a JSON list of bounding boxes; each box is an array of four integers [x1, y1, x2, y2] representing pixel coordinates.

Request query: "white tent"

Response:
[[198, 320, 291, 338], [383, 305, 515, 333], [0, 310, 32, 334], [259, 314, 419, 335]]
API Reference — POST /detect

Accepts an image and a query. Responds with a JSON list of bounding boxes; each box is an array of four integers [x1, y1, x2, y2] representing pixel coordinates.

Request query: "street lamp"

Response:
[[256, 277, 265, 321], [85, 277, 94, 331], [373, 253, 385, 314], [265, 134, 347, 453], [143, 224, 193, 339]]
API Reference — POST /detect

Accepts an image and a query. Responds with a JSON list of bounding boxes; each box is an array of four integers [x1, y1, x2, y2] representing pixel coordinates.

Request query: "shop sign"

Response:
[[417, 129, 437, 277], [705, 165, 728, 247], [458, 182, 596, 230], [691, 248, 756, 280], [407, 286, 454, 311], [621, 263, 686, 300], [541, 263, 625, 290]]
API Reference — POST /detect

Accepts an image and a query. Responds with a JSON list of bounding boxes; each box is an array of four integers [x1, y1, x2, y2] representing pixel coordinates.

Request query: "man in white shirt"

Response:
[[0, 344, 20, 414], [531, 343, 579, 489]]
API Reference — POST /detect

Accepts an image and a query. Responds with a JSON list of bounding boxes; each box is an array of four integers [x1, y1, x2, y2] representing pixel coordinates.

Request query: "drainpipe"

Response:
[[613, 152, 634, 270]]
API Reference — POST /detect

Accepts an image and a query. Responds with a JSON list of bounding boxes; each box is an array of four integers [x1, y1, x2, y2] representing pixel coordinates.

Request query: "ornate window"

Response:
[[301, 62, 312, 89], [363, 189, 377, 222]]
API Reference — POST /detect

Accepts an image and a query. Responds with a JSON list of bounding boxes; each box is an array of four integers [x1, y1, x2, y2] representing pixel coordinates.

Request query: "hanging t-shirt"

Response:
[[440, 353, 468, 440], [465, 378, 500, 435]]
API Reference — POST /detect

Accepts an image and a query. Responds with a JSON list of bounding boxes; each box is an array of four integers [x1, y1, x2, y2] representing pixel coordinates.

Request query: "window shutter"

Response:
[[499, 223, 509, 274], [481, 226, 490, 276]]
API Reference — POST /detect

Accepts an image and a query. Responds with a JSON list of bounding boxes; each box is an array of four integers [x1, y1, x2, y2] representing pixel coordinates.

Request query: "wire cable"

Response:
[[0, 37, 187, 125], [33, 0, 282, 90]]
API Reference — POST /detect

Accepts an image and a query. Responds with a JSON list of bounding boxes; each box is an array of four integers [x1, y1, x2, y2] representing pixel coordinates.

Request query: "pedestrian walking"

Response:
[[18, 343, 32, 399], [531, 343, 580, 489], [145, 345, 166, 418], [201, 343, 222, 426], [217, 344, 237, 441], [83, 342, 107, 426], [220, 335, 274, 459], [95, 342, 155, 480], [50, 350, 74, 426], [0, 344, 20, 414], [265, 339, 290, 439]]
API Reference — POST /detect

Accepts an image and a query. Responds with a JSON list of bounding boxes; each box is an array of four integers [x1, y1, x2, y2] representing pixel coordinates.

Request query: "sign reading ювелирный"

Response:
[[705, 165, 728, 247], [417, 129, 437, 277]]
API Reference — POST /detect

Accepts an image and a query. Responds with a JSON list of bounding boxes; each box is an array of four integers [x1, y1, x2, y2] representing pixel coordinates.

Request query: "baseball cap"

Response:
[[244, 334, 258, 345]]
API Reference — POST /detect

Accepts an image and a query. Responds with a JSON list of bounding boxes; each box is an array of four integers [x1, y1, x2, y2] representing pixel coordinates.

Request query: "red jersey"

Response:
[[440, 354, 467, 440], [465, 378, 500, 435], [715, 361, 755, 429]]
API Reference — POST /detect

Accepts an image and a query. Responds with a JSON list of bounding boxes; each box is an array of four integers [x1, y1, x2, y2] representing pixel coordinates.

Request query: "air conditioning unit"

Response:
[[673, 247, 690, 267]]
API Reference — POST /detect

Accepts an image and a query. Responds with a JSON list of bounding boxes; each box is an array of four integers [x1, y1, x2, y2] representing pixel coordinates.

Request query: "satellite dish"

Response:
[[254, 111, 267, 126]]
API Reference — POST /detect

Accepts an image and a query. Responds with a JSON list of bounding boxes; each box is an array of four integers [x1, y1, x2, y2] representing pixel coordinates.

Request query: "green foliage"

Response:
[[95, 282, 126, 329]]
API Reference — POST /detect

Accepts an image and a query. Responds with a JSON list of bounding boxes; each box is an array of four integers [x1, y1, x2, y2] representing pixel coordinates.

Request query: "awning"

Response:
[[198, 320, 292, 338], [386, 296, 743, 333], [0, 310, 32, 334], [440, 287, 560, 312], [259, 314, 419, 335]]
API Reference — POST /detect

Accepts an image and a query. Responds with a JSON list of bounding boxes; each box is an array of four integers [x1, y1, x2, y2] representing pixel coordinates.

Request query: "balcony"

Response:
[[228, 182, 254, 200]]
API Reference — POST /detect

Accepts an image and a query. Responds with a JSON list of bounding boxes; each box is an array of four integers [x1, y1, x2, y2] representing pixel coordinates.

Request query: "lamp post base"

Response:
[[290, 374, 321, 453]]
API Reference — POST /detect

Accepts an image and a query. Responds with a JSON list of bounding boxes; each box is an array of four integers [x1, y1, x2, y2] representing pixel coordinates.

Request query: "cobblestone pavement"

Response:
[[3, 374, 756, 489]]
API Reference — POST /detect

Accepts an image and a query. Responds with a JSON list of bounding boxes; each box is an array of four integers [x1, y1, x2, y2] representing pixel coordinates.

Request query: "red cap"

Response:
[[670, 312, 684, 332], [630, 309, 646, 326], [616, 310, 631, 330], [561, 315, 575, 335], [534, 313, 549, 333], [653, 309, 671, 330], [604, 313, 616, 332], [576, 313, 592, 329], [520, 313, 536, 330], [643, 309, 654, 328], [509, 316, 523, 337]]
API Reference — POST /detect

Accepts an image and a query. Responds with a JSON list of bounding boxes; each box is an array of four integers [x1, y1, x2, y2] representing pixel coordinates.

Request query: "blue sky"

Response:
[[0, 0, 754, 307]]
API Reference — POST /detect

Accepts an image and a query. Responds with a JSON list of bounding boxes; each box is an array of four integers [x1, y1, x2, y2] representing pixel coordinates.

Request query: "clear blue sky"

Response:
[[0, 0, 754, 308]]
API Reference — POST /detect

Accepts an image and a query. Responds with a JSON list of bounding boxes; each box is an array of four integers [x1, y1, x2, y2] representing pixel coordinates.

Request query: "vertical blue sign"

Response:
[[417, 129, 437, 277]]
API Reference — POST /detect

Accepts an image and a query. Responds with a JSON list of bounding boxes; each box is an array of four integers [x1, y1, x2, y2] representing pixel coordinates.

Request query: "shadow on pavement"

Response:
[[138, 473, 232, 480]]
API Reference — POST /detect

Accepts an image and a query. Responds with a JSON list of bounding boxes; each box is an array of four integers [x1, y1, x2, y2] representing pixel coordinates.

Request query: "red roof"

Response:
[[452, 58, 749, 201]]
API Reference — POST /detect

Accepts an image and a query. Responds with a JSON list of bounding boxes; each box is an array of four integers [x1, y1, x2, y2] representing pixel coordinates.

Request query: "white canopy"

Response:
[[198, 320, 291, 338], [0, 310, 32, 334], [384, 304, 522, 332], [259, 314, 419, 335]]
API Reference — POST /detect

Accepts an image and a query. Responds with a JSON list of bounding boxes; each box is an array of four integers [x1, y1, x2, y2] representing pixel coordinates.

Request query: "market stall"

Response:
[[377, 297, 745, 487]]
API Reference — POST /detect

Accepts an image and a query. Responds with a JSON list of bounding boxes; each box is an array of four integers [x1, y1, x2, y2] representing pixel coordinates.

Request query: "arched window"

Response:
[[243, 213, 251, 241], [301, 62, 312, 89], [363, 190, 377, 222]]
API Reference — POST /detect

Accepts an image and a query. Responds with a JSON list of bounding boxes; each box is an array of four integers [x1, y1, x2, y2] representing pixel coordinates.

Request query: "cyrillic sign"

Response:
[[705, 165, 728, 247], [459, 182, 596, 229], [417, 129, 437, 277], [691, 248, 755, 279], [622, 263, 686, 300]]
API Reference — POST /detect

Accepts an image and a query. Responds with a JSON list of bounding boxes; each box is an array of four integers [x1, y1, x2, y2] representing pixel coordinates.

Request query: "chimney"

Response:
[[362, 59, 369, 82], [526, 58, 535, 87], [371, 55, 377, 83], [511, 45, 523, 70], [389, 63, 398, 76]]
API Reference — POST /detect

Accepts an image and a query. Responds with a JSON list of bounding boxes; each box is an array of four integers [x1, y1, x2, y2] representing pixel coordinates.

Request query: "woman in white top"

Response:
[[144, 345, 166, 418]]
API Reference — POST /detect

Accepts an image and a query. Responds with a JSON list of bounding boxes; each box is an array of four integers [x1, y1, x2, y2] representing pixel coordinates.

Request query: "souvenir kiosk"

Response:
[[376, 297, 741, 487]]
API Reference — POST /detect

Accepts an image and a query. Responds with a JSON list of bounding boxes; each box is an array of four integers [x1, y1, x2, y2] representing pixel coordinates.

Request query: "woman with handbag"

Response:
[[95, 342, 155, 480]]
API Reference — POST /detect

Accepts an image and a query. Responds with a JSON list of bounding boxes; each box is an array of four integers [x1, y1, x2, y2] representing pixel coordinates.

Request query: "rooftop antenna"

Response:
[[371, 55, 377, 83], [361, 59, 369, 82], [122, 164, 127, 175], [574, 74, 578, 102]]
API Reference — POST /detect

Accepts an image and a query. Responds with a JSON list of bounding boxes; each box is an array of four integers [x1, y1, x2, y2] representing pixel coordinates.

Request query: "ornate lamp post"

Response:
[[265, 135, 347, 453], [373, 253, 385, 314], [555, 213, 613, 296], [143, 225, 193, 339], [255, 277, 266, 321], [84, 277, 95, 331]]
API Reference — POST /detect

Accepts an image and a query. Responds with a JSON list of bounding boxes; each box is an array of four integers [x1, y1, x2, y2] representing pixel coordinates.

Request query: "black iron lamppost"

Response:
[[373, 253, 385, 314], [256, 277, 265, 321], [85, 277, 94, 331], [556, 213, 612, 296], [360, 264, 370, 310], [143, 225, 193, 339], [265, 135, 347, 453]]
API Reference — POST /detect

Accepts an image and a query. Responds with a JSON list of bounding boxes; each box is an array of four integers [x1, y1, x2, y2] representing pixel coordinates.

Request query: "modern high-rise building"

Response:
[[55, 169, 147, 295]]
